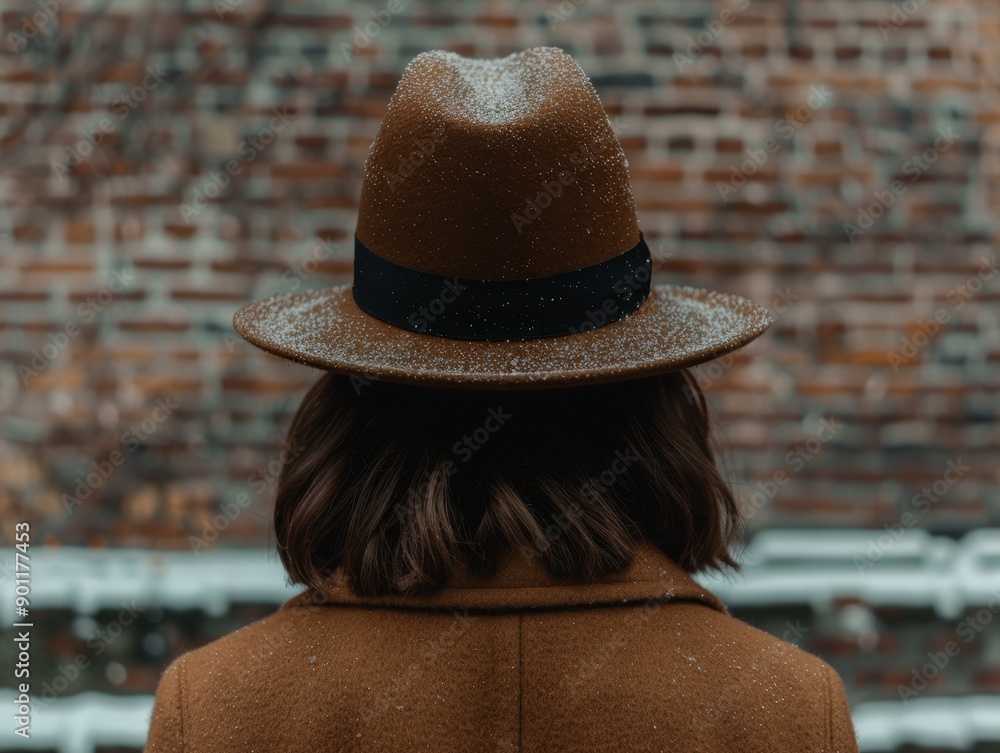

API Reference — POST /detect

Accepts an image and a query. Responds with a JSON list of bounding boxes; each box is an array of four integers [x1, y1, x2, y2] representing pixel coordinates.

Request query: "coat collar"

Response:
[[282, 540, 728, 614]]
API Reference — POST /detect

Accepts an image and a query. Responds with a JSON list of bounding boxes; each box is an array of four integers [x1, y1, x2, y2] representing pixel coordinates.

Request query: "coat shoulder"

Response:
[[162, 597, 314, 679], [697, 601, 835, 676], [146, 597, 859, 753], [653, 601, 858, 752], [145, 602, 311, 752]]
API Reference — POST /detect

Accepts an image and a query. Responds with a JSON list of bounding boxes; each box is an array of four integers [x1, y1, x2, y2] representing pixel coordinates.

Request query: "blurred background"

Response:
[[1, 0, 999, 750]]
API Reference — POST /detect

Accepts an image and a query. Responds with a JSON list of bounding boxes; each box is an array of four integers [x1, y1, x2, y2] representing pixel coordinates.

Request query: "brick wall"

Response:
[[1, 0, 999, 742]]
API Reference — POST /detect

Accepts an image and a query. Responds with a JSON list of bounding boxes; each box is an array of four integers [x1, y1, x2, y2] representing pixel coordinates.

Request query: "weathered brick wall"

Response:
[[2, 0, 999, 734]]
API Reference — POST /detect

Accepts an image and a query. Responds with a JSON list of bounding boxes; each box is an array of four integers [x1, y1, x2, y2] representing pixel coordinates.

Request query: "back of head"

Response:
[[274, 371, 740, 596]]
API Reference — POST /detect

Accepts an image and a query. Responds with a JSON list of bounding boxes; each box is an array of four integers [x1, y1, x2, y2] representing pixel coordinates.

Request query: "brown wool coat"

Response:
[[144, 541, 859, 752]]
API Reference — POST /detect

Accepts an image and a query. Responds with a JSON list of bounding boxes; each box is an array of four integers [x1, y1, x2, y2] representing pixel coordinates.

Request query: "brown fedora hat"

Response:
[[233, 47, 771, 389]]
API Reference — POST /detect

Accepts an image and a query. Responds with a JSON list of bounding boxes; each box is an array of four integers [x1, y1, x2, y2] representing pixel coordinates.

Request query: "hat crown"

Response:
[[356, 47, 640, 280], [234, 49, 771, 387]]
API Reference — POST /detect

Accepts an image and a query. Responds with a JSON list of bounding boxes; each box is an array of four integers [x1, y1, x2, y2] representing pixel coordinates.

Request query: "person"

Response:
[[146, 47, 858, 752]]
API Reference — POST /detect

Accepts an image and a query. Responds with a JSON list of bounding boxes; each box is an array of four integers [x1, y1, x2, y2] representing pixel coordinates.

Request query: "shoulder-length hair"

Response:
[[273, 370, 741, 597]]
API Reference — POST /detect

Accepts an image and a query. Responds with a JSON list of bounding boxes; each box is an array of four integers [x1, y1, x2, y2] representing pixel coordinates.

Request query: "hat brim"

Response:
[[232, 285, 772, 390]]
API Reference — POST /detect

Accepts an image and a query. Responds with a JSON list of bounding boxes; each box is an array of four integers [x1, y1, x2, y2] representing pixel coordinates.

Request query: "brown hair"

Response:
[[273, 371, 741, 597]]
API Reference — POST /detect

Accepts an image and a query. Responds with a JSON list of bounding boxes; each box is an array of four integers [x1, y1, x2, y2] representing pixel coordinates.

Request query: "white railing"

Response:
[[2, 532, 998, 752], [3, 530, 999, 617], [853, 695, 1000, 751], [699, 528, 1000, 618], [0, 548, 296, 616], [0, 691, 152, 753]]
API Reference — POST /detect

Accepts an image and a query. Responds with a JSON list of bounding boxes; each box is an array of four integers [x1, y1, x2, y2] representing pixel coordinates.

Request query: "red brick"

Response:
[[64, 219, 96, 244], [271, 162, 347, 179]]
